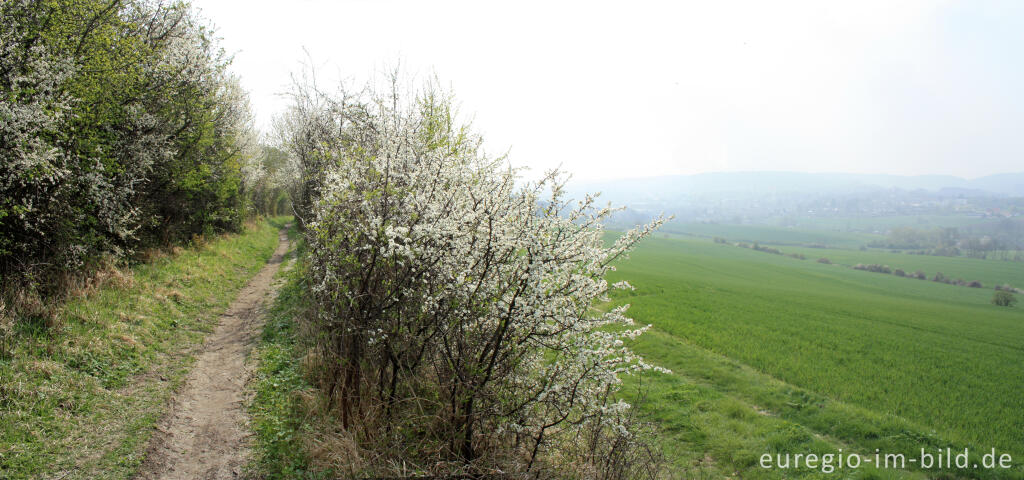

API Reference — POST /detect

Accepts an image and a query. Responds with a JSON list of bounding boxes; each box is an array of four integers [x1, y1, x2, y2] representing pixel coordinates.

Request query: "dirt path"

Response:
[[135, 227, 292, 480]]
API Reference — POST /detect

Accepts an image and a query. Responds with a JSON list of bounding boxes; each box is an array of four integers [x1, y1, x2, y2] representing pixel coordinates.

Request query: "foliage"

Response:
[[994, 283, 1024, 294], [776, 241, 1024, 289], [869, 224, 1024, 260], [285, 75, 667, 477], [664, 222, 881, 249], [0, 0, 257, 303], [853, 263, 892, 274], [750, 243, 783, 255], [243, 145, 296, 218], [992, 290, 1017, 307]]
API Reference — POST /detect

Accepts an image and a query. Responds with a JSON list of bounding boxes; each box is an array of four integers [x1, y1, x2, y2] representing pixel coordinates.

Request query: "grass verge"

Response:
[[247, 241, 329, 479], [0, 218, 284, 479]]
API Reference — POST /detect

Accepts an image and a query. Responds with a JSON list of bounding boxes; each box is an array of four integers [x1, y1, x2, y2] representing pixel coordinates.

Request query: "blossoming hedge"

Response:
[[285, 76, 669, 478]]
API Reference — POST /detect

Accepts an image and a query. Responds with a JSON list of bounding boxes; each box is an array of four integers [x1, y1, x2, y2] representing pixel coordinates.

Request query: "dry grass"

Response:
[[1, 219, 284, 479], [0, 254, 135, 343], [304, 413, 366, 476], [0, 301, 14, 358], [63, 260, 135, 299]]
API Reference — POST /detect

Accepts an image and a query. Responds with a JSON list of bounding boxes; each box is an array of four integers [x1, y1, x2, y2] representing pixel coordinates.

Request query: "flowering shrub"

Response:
[[0, 0, 76, 270], [289, 77, 668, 477], [0, 0, 256, 302]]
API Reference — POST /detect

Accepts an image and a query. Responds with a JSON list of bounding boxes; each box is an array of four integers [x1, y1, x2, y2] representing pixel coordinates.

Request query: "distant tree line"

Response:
[[732, 241, 807, 260], [869, 223, 1024, 261], [1, 1, 290, 311]]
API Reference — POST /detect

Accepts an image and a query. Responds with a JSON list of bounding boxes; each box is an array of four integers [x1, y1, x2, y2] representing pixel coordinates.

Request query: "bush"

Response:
[[992, 291, 1017, 307], [967, 281, 983, 288], [753, 243, 782, 255], [713, 236, 728, 244], [786, 253, 806, 260], [0, 0, 256, 304], [932, 272, 949, 283], [893, 269, 906, 277], [994, 284, 1023, 294], [817, 257, 831, 264], [853, 264, 892, 274], [912, 270, 927, 280], [293, 77, 666, 477]]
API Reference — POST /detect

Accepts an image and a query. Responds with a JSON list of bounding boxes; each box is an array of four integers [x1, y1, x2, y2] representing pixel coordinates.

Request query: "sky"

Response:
[[190, 0, 1024, 182]]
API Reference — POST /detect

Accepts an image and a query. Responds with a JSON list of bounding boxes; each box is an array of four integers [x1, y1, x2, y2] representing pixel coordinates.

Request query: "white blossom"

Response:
[[288, 72, 670, 474]]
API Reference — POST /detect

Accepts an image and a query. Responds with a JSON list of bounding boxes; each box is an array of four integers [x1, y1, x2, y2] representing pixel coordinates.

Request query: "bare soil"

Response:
[[134, 227, 291, 480]]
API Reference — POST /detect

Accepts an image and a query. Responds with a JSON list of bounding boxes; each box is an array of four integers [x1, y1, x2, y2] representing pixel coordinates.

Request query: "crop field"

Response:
[[606, 235, 1024, 478], [786, 215, 992, 233], [664, 214, 998, 248], [770, 245, 1024, 290], [663, 222, 882, 248]]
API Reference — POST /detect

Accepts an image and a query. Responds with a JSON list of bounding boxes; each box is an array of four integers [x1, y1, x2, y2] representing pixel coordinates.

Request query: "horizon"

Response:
[[568, 169, 1024, 185], [192, 0, 1024, 182]]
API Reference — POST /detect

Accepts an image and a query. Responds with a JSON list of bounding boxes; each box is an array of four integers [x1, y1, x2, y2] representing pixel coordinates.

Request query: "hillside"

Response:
[[607, 235, 1024, 478]]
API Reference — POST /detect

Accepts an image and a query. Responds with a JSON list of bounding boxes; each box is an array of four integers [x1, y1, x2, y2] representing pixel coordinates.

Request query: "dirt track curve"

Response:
[[135, 226, 291, 480]]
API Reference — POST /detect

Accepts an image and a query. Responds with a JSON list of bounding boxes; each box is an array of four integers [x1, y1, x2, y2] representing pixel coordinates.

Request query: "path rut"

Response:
[[135, 227, 292, 480]]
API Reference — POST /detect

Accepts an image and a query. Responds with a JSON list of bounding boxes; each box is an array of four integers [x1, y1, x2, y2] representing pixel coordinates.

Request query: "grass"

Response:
[[673, 218, 1024, 288], [247, 237, 326, 479], [784, 215, 991, 233], [0, 218, 285, 479], [662, 222, 883, 248], [246, 228, 1024, 479], [663, 214, 1002, 250], [773, 244, 1024, 290], [607, 235, 1024, 479]]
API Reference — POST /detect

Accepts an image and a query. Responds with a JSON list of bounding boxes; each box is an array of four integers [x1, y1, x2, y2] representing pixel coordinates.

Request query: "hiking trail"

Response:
[[134, 226, 292, 479]]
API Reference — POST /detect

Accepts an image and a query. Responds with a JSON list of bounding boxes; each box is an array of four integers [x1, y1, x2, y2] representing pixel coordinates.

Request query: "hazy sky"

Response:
[[191, 0, 1024, 181]]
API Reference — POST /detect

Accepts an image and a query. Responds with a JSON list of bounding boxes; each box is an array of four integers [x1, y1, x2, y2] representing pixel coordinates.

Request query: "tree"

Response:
[[1, 0, 255, 308], [242, 145, 296, 217], [992, 291, 1017, 307]]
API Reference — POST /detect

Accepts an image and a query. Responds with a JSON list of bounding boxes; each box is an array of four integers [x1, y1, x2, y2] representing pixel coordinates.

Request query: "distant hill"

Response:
[[569, 172, 1024, 203], [565, 171, 1024, 225]]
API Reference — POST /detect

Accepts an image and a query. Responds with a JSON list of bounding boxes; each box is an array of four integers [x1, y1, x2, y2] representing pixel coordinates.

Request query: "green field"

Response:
[[772, 245, 1024, 290], [663, 222, 882, 248], [664, 214, 998, 249], [607, 235, 1024, 479], [785, 215, 992, 233]]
